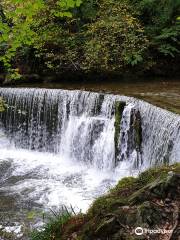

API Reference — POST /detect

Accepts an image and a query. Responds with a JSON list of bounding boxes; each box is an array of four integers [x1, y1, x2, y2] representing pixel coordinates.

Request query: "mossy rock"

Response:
[[129, 109, 142, 167], [110, 176, 140, 200], [132, 110, 142, 152], [114, 101, 126, 161], [81, 164, 180, 239], [0, 97, 7, 112], [137, 163, 180, 187], [87, 195, 126, 218], [137, 201, 164, 226], [94, 94, 104, 115], [95, 215, 120, 237], [31, 163, 180, 240]]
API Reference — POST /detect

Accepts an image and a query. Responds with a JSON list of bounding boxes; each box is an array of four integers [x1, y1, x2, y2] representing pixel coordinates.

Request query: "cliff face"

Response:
[[59, 164, 180, 240]]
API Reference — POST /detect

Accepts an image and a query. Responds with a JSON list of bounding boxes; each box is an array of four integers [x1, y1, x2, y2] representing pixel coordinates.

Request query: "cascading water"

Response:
[[0, 87, 179, 237], [0, 88, 118, 168]]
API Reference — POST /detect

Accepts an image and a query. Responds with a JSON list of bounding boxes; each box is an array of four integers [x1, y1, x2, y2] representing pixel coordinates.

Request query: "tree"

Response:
[[0, 0, 83, 78], [82, 0, 148, 72], [0, 0, 179, 80]]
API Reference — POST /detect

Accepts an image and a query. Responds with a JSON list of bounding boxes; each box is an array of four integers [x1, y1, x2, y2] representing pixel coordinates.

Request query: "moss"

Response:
[[129, 165, 180, 205], [0, 97, 6, 112], [137, 163, 180, 187], [94, 214, 126, 239], [87, 195, 126, 218], [110, 176, 137, 196], [114, 101, 126, 161], [137, 201, 164, 226], [133, 110, 142, 152]]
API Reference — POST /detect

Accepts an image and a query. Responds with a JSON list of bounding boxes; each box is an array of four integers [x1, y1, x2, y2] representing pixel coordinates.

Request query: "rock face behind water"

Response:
[[61, 164, 180, 240]]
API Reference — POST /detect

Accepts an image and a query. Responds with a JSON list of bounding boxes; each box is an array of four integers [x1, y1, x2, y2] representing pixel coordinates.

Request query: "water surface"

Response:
[[16, 78, 180, 113]]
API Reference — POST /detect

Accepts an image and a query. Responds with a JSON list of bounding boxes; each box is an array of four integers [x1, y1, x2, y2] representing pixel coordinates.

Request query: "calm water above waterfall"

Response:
[[0, 87, 180, 238], [19, 79, 180, 114]]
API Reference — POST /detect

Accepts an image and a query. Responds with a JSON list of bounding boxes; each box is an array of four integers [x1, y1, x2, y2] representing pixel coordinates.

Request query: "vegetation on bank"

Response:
[[0, 97, 6, 111], [0, 0, 180, 82], [30, 163, 180, 240], [31, 209, 73, 240]]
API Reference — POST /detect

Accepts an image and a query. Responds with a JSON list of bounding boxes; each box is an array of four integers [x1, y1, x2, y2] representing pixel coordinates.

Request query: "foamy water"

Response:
[[0, 145, 135, 214]]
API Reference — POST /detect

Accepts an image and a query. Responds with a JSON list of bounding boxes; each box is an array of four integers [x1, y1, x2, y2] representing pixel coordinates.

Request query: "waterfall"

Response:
[[137, 100, 180, 166], [0, 86, 179, 230], [117, 103, 142, 167], [0, 87, 179, 170]]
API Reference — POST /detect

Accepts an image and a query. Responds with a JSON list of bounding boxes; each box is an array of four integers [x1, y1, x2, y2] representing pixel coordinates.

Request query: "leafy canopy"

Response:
[[0, 0, 179, 79]]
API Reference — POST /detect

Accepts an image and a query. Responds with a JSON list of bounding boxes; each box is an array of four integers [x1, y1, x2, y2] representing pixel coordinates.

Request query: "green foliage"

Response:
[[55, 0, 83, 17], [82, 0, 148, 71], [0, 0, 83, 78], [154, 25, 180, 57], [133, 0, 179, 26], [0, 0, 179, 79], [132, 0, 180, 58], [0, 0, 45, 76], [31, 209, 72, 240], [80, 0, 98, 20]]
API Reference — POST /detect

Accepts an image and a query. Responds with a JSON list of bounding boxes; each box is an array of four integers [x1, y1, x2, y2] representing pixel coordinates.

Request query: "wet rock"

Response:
[[95, 215, 119, 237], [0, 160, 12, 179], [61, 164, 180, 240], [114, 101, 126, 161], [132, 110, 142, 152], [0, 194, 17, 212], [129, 173, 180, 205], [93, 94, 105, 116], [115, 104, 142, 167], [129, 108, 142, 167]]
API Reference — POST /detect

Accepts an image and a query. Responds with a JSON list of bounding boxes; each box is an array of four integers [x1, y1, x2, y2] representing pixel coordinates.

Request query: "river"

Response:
[[0, 80, 179, 239]]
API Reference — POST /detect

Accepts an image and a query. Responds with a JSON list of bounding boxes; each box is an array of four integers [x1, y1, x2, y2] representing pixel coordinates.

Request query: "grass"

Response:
[[31, 207, 72, 240]]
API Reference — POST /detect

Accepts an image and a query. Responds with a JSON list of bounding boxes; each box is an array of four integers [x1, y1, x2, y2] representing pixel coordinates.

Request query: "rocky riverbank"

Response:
[[31, 163, 180, 240]]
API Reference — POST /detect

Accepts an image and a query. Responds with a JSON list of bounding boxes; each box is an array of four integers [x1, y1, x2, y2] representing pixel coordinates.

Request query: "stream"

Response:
[[0, 83, 180, 239]]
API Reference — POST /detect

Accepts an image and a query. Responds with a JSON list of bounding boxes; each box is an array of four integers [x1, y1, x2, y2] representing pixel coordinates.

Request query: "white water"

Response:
[[0, 88, 179, 231], [0, 137, 134, 213]]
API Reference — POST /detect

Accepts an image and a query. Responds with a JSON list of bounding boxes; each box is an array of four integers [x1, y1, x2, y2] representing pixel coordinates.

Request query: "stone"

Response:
[[114, 101, 126, 162]]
